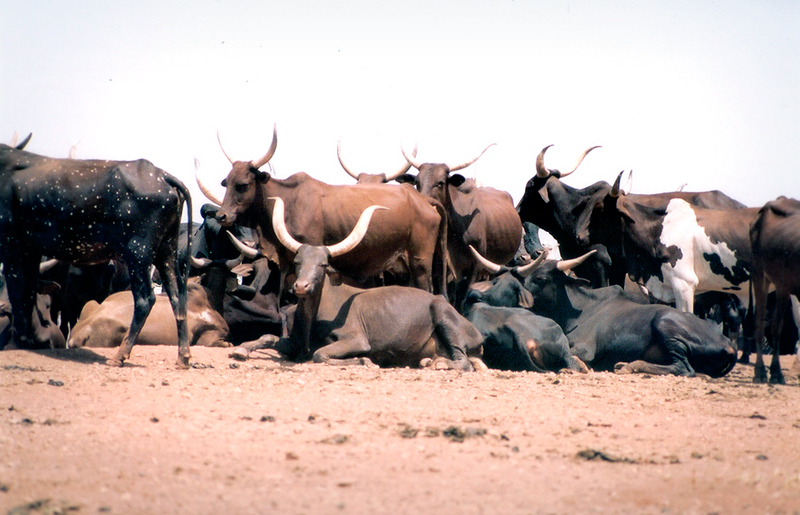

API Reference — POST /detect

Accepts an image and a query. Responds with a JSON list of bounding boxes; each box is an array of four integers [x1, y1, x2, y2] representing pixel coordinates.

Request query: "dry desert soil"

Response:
[[2, 345, 800, 515]]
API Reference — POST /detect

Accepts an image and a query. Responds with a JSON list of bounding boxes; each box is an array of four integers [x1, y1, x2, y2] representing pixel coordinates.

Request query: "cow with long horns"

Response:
[[196, 126, 449, 295], [397, 143, 522, 305]]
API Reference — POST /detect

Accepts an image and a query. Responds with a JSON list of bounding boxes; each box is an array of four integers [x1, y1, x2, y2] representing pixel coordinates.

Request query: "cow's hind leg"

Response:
[[109, 265, 155, 367], [430, 297, 476, 372], [157, 259, 190, 369], [767, 292, 790, 385], [312, 336, 374, 366]]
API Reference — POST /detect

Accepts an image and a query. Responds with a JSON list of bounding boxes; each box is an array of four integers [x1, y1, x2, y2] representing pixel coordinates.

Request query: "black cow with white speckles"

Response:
[[0, 134, 193, 368]]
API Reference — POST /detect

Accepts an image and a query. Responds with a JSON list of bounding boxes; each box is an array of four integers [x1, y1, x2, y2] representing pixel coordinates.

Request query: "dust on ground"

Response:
[[2, 346, 800, 515]]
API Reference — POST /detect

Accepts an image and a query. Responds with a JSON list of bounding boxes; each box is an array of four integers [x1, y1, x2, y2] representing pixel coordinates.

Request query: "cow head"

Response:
[[197, 125, 278, 227], [521, 251, 596, 321], [267, 197, 387, 298], [397, 143, 496, 206], [337, 139, 418, 184], [465, 246, 550, 309]]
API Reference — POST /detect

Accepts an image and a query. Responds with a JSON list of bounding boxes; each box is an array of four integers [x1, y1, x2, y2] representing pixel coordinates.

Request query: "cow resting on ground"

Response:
[[463, 248, 587, 373], [750, 196, 800, 384], [519, 251, 737, 377], [228, 198, 482, 371], [68, 279, 230, 348], [0, 138, 192, 367]]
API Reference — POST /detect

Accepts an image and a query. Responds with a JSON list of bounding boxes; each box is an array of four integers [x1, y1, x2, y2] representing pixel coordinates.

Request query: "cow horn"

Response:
[[515, 248, 550, 277], [337, 138, 360, 180], [611, 171, 624, 198], [326, 205, 389, 258], [469, 245, 549, 276], [216, 130, 236, 165], [251, 123, 278, 170], [556, 250, 597, 272], [69, 141, 80, 159], [624, 170, 633, 194], [39, 258, 60, 274], [401, 143, 424, 170], [190, 255, 212, 269], [194, 158, 225, 206], [227, 231, 261, 259], [385, 142, 418, 181], [13, 132, 33, 150], [535, 145, 553, 178], [269, 197, 304, 254], [558, 146, 601, 179], [447, 143, 496, 173]]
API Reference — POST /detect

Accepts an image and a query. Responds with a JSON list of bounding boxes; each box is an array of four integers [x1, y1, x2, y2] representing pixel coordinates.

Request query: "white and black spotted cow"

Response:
[[583, 173, 759, 314]]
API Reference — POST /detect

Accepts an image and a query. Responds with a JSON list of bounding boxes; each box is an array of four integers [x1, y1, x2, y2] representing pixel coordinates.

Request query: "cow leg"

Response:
[[229, 334, 281, 361], [157, 260, 191, 369], [752, 267, 770, 383], [4, 258, 39, 349], [109, 266, 155, 367], [312, 336, 374, 366], [767, 292, 789, 385], [614, 359, 694, 376]]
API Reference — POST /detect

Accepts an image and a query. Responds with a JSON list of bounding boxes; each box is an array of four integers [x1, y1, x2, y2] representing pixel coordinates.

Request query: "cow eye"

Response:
[[235, 183, 249, 194]]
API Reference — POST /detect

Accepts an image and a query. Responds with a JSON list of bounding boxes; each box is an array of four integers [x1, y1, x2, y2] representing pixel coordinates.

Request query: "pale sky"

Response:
[[2, 1, 799, 224]]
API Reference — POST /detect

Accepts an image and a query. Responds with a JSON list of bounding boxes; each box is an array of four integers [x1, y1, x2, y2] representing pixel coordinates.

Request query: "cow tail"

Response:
[[166, 175, 193, 283]]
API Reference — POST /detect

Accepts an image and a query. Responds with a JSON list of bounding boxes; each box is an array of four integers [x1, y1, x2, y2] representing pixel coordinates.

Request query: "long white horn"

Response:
[[469, 245, 549, 276], [447, 143, 496, 172], [556, 250, 597, 272], [516, 248, 550, 277], [337, 138, 359, 180], [227, 231, 261, 259], [384, 142, 418, 181], [469, 245, 505, 274], [39, 258, 60, 274], [216, 130, 235, 164], [535, 144, 553, 178], [559, 146, 601, 179], [69, 141, 81, 159], [326, 205, 389, 257], [251, 123, 278, 170], [269, 197, 303, 253], [401, 142, 424, 170], [194, 158, 225, 206]]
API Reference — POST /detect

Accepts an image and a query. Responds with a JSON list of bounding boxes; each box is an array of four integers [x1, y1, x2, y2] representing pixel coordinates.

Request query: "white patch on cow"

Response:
[[644, 198, 748, 312]]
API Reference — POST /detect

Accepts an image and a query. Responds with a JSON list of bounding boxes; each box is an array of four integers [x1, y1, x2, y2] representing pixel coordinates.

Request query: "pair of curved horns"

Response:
[[269, 197, 387, 257], [217, 123, 278, 170], [535, 145, 601, 179], [610, 170, 634, 197], [401, 143, 496, 172], [469, 245, 549, 277], [338, 139, 418, 182], [9, 131, 32, 150]]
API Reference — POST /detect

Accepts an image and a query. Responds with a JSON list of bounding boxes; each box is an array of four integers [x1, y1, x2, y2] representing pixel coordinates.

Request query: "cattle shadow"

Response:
[[25, 348, 118, 366]]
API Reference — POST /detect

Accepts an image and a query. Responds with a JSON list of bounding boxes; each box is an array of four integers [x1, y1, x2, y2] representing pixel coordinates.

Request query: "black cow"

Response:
[[0, 139, 192, 367], [228, 198, 481, 371], [750, 196, 800, 384], [520, 251, 737, 377], [463, 249, 586, 373]]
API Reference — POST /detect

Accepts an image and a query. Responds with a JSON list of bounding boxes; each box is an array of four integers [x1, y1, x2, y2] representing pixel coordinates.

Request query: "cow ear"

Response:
[[518, 288, 534, 308], [538, 185, 550, 204], [395, 174, 417, 185], [255, 170, 270, 183], [327, 269, 343, 286], [448, 174, 467, 187]]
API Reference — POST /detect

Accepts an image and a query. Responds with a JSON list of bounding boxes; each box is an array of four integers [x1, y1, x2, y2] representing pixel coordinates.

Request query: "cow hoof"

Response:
[[176, 356, 191, 370], [230, 347, 251, 361], [107, 358, 124, 368], [614, 362, 633, 374], [469, 357, 489, 372], [419, 358, 433, 368]]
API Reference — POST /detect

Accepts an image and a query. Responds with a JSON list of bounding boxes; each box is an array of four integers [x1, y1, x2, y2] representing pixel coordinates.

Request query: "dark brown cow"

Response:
[[0, 139, 192, 367], [398, 143, 522, 304], [228, 200, 481, 371], [68, 279, 230, 349], [750, 196, 800, 384], [196, 126, 448, 295]]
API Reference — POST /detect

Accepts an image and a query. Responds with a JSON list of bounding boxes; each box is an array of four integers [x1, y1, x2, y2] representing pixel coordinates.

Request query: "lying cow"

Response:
[[519, 250, 737, 377], [228, 198, 482, 371], [464, 248, 586, 373], [1, 259, 65, 350], [68, 280, 230, 348]]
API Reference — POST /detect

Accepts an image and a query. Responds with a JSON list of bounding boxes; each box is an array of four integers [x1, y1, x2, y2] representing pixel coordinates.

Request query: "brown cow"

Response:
[[750, 196, 800, 384], [68, 279, 229, 349], [337, 139, 417, 184], [397, 144, 522, 305], [196, 125, 448, 295]]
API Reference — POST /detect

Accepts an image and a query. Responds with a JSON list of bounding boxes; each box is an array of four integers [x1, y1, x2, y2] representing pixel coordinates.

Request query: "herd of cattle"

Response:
[[1, 129, 799, 385]]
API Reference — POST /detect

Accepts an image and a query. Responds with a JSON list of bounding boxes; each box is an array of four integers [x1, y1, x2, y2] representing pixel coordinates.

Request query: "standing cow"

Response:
[[397, 143, 522, 305], [750, 196, 800, 384], [0, 139, 192, 367], [196, 125, 448, 295]]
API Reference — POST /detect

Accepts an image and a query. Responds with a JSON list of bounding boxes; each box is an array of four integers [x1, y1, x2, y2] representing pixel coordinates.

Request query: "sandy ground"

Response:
[[2, 345, 800, 515]]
